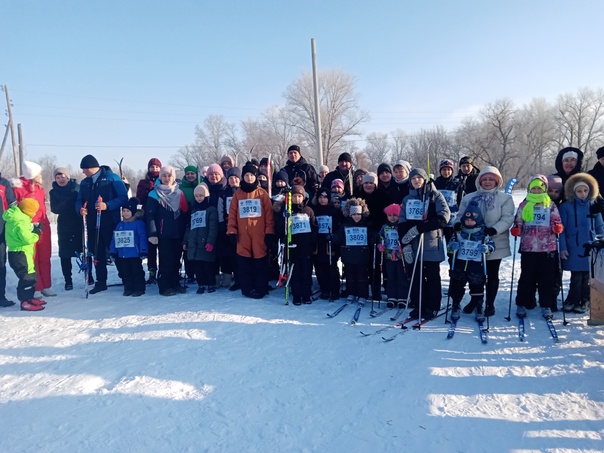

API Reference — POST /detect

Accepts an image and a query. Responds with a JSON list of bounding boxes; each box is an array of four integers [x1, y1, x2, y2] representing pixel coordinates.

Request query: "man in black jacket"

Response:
[[280, 145, 319, 201], [321, 152, 354, 198]]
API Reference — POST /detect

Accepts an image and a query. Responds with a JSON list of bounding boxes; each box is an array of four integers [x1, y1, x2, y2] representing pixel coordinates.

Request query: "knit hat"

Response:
[[459, 156, 473, 166], [259, 157, 269, 167], [439, 159, 455, 171], [148, 158, 162, 169], [273, 170, 289, 185], [384, 203, 401, 216], [160, 165, 176, 179], [80, 154, 100, 169], [409, 168, 428, 181], [53, 167, 70, 179], [319, 164, 330, 174], [331, 179, 345, 190], [362, 172, 378, 185], [194, 183, 210, 198], [573, 180, 589, 192], [317, 188, 330, 199], [206, 163, 224, 178], [478, 166, 502, 186], [546, 174, 563, 191], [291, 185, 305, 197], [338, 152, 352, 164], [22, 161, 42, 180], [220, 155, 235, 167], [597, 147, 604, 160], [353, 168, 367, 181], [122, 197, 140, 215], [184, 165, 198, 174], [393, 160, 411, 172], [529, 175, 548, 192], [19, 198, 39, 218], [248, 158, 260, 167], [287, 145, 301, 153], [226, 167, 241, 180], [242, 163, 258, 177], [377, 163, 392, 176], [562, 150, 578, 160], [460, 201, 484, 227]]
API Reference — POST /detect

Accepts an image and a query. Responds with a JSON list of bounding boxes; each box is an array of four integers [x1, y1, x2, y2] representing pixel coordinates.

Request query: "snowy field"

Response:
[[0, 193, 603, 453]]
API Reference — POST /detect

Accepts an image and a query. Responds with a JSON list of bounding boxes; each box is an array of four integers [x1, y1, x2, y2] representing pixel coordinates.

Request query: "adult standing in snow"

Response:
[[322, 152, 354, 198], [136, 157, 161, 284], [457, 156, 480, 198], [280, 145, 319, 201], [49, 167, 82, 291], [12, 161, 56, 298], [434, 159, 462, 244], [554, 146, 583, 200], [455, 166, 515, 317], [76, 154, 129, 294], [0, 172, 16, 306]]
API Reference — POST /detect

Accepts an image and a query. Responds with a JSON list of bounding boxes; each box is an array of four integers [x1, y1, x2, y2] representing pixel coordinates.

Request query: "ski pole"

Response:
[[398, 238, 424, 328], [483, 246, 490, 331], [94, 196, 102, 265], [415, 233, 425, 330], [556, 233, 568, 326], [505, 236, 518, 322], [444, 237, 457, 324]]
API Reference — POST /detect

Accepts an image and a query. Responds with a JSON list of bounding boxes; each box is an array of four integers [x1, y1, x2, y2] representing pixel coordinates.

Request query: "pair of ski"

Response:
[[359, 310, 446, 342], [517, 316, 559, 343], [326, 299, 365, 325], [446, 317, 488, 344]]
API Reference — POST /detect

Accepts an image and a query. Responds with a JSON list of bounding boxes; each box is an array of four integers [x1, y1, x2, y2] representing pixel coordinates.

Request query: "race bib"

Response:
[[291, 213, 311, 234], [114, 230, 134, 249], [316, 215, 332, 234], [345, 227, 367, 246], [384, 229, 399, 249], [406, 199, 427, 220], [239, 199, 262, 218], [440, 190, 457, 207], [457, 239, 482, 262], [191, 210, 206, 230], [526, 206, 550, 226]]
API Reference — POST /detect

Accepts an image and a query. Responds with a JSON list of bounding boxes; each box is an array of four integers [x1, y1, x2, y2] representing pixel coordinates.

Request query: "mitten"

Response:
[[553, 223, 564, 235], [480, 244, 489, 254], [448, 242, 460, 252], [485, 227, 497, 237], [32, 224, 43, 235], [205, 243, 214, 252], [453, 223, 463, 232], [377, 244, 385, 252], [401, 226, 419, 245], [148, 236, 159, 245], [510, 226, 521, 237], [403, 245, 414, 264]]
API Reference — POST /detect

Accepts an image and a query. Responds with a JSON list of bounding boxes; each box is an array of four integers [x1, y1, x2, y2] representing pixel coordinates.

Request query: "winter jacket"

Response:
[[448, 225, 495, 274], [457, 166, 480, 197], [312, 203, 342, 260], [514, 199, 561, 253], [136, 173, 157, 207], [76, 167, 129, 228], [2, 205, 39, 272], [49, 179, 82, 258], [205, 179, 226, 209], [356, 187, 391, 233], [146, 187, 189, 240], [321, 166, 354, 198], [0, 175, 16, 236], [11, 177, 48, 225], [289, 203, 317, 259], [434, 175, 462, 225], [334, 217, 372, 266], [378, 223, 402, 261], [227, 184, 275, 258], [280, 156, 318, 200], [109, 211, 148, 258], [456, 167, 515, 261], [179, 177, 198, 205], [184, 199, 219, 262], [398, 182, 450, 263], [588, 161, 604, 195], [559, 173, 604, 271]]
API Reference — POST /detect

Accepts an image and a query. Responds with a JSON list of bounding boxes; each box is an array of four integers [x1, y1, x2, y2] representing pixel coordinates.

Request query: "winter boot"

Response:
[[303, 297, 312, 304], [451, 303, 461, 321], [221, 273, 232, 288], [131, 291, 145, 297], [30, 298, 47, 306], [475, 304, 485, 322], [21, 300, 44, 311], [65, 278, 73, 291], [0, 298, 16, 307], [484, 302, 495, 317], [196, 286, 206, 295], [573, 301, 587, 314], [462, 299, 478, 314], [89, 282, 107, 294], [387, 298, 396, 309], [516, 306, 527, 318], [397, 299, 407, 309], [123, 290, 133, 297], [541, 307, 553, 319], [41, 288, 57, 297], [229, 282, 241, 291], [146, 270, 157, 285], [207, 285, 216, 293]]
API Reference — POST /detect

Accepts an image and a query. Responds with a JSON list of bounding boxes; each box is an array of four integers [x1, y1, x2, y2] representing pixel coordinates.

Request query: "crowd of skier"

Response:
[[1, 143, 603, 324]]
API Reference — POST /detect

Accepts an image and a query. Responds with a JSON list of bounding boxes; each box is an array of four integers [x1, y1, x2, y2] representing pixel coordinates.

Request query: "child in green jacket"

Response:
[[2, 199, 45, 311]]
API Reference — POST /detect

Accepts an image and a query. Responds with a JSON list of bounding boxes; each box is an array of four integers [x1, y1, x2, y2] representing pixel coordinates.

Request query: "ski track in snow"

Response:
[[0, 195, 603, 453]]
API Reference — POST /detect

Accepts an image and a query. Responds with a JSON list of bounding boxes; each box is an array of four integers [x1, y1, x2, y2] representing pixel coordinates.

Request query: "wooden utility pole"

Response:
[[17, 123, 24, 173], [4, 85, 20, 176]]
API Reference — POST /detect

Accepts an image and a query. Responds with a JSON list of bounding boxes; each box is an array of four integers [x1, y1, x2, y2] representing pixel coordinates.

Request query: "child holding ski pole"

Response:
[[378, 203, 408, 309], [447, 201, 495, 321], [558, 173, 604, 314], [512, 175, 563, 319]]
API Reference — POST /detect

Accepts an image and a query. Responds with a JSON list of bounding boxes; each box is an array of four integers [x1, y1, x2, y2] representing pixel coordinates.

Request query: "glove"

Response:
[[485, 227, 497, 237], [453, 223, 463, 232], [32, 223, 43, 235], [448, 242, 459, 252], [377, 244, 385, 252], [228, 234, 237, 247], [553, 223, 564, 235], [560, 250, 569, 260], [283, 210, 291, 218], [403, 245, 414, 264], [590, 197, 604, 215], [148, 237, 159, 245], [264, 233, 275, 249], [401, 226, 419, 245], [140, 254, 147, 260], [205, 243, 214, 253], [510, 226, 521, 237], [480, 244, 489, 254]]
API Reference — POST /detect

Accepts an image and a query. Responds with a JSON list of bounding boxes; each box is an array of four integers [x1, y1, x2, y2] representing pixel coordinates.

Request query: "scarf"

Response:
[[522, 193, 551, 222], [154, 183, 182, 218]]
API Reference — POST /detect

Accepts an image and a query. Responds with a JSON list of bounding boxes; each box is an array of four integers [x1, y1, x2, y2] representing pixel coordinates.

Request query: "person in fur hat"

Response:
[[512, 175, 563, 319], [334, 197, 372, 304], [109, 198, 147, 297], [559, 173, 604, 314]]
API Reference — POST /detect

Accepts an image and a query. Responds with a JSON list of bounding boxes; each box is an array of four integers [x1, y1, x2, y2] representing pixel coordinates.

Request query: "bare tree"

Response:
[[407, 126, 454, 174], [284, 69, 369, 167], [36, 154, 57, 194], [363, 132, 390, 169], [516, 97, 557, 177], [390, 129, 412, 164]]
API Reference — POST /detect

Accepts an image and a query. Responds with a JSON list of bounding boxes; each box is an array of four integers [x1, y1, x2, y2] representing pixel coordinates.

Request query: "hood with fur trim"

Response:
[[342, 197, 369, 218], [564, 172, 599, 202], [476, 166, 503, 191]]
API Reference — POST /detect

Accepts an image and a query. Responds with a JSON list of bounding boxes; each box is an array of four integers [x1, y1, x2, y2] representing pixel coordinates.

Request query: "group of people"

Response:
[[0, 143, 602, 321]]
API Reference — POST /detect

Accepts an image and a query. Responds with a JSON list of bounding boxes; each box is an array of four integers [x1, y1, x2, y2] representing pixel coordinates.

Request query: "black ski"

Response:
[[350, 302, 364, 325], [369, 307, 392, 318], [327, 300, 351, 318], [389, 308, 405, 321], [360, 316, 414, 337]]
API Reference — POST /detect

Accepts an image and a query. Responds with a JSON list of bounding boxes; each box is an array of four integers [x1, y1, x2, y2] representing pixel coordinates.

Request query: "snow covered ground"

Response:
[[1, 194, 603, 453]]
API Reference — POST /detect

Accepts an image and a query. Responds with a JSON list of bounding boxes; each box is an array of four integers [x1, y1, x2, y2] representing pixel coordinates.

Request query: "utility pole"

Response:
[[17, 123, 24, 173], [4, 85, 20, 176], [311, 39, 323, 166], [0, 124, 8, 161]]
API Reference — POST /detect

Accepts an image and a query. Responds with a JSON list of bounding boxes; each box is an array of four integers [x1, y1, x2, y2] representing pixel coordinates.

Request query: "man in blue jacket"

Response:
[[76, 155, 128, 294]]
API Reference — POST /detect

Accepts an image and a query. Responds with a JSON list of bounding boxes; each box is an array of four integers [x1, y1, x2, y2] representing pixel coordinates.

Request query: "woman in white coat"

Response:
[[455, 166, 515, 316]]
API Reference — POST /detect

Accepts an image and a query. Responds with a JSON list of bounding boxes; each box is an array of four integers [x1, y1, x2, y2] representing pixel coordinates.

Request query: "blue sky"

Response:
[[2, 0, 603, 171]]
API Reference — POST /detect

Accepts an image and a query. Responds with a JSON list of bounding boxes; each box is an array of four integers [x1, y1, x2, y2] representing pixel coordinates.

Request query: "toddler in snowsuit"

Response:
[[447, 201, 495, 321], [109, 197, 148, 297], [513, 175, 563, 319], [3, 199, 45, 311], [378, 203, 409, 308]]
